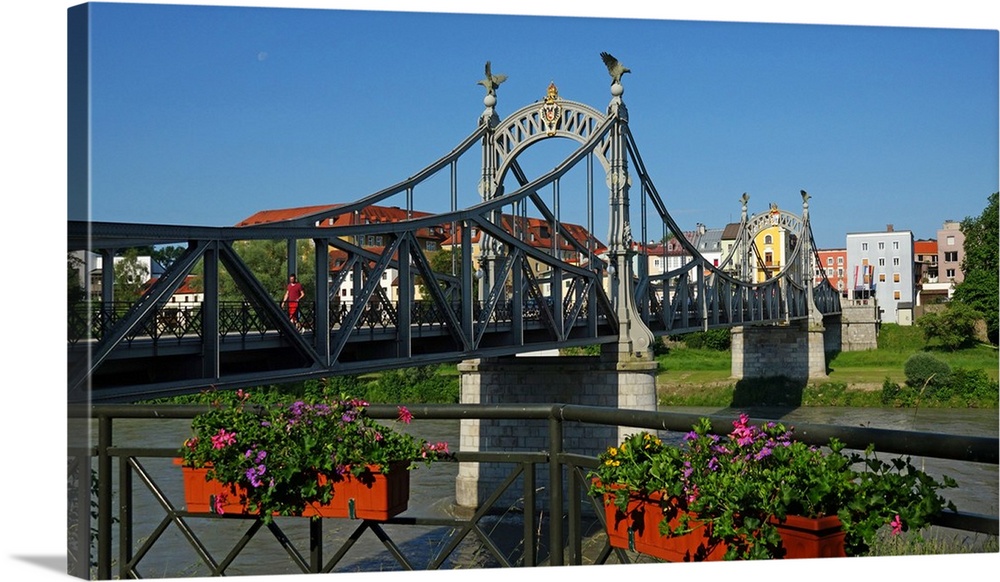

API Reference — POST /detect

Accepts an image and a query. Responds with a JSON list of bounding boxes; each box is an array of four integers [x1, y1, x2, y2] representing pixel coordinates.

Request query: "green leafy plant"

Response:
[[179, 390, 450, 521], [589, 414, 957, 560], [904, 352, 952, 388]]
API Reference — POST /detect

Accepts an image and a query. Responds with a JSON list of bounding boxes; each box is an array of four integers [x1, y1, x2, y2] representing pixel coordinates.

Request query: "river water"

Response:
[[93, 406, 997, 577]]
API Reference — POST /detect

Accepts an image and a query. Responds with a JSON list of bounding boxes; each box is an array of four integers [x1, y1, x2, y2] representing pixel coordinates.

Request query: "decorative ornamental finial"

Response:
[[477, 60, 508, 97], [600, 52, 631, 86]]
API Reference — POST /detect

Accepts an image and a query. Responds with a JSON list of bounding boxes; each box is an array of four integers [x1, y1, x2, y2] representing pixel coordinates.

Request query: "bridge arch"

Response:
[[487, 83, 612, 196]]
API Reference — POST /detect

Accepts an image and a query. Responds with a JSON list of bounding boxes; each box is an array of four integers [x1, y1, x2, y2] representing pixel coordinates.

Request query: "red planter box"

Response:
[[175, 459, 410, 521], [602, 489, 726, 562], [601, 486, 847, 561], [770, 514, 847, 559]]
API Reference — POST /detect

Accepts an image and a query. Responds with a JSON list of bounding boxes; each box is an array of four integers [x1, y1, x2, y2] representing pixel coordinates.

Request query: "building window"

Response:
[[862, 258, 869, 266], [947, 235, 955, 245], [826, 257, 833, 266], [878, 258, 885, 267], [893, 273, 900, 283], [764, 252, 773, 266], [893, 291, 901, 300], [946, 268, 956, 278], [764, 234, 773, 245], [837, 257, 844, 265], [425, 241, 437, 251], [837, 268, 844, 277], [893, 241, 899, 250], [862, 242, 868, 251], [893, 257, 900, 266], [944, 251, 958, 262], [827, 268, 834, 276], [878, 242, 885, 250], [879, 274, 886, 283]]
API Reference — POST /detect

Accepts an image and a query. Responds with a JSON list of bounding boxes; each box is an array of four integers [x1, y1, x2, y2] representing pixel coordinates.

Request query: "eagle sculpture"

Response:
[[477, 61, 508, 96], [600, 52, 630, 85]]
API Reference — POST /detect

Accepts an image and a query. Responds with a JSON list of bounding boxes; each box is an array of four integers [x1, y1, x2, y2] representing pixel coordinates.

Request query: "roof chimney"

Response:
[[886, 224, 894, 232]]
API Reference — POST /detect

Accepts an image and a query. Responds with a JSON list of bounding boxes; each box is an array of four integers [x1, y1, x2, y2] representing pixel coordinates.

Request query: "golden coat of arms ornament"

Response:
[[540, 82, 561, 136]]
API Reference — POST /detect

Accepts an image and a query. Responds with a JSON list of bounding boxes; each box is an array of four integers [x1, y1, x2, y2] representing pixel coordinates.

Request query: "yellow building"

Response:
[[752, 204, 796, 282]]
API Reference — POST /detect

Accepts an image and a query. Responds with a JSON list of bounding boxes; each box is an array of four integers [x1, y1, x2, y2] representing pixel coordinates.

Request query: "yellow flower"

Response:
[[608, 447, 618, 456]]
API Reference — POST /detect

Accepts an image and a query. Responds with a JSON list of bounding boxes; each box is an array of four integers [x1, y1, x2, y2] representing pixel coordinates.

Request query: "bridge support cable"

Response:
[[273, 125, 488, 229]]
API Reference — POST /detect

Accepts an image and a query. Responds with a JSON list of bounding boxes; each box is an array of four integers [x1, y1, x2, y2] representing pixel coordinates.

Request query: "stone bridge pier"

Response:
[[730, 317, 842, 381], [454, 352, 657, 510]]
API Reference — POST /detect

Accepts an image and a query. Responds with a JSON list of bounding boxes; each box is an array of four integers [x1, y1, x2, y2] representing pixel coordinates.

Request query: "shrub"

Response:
[[917, 303, 983, 351], [675, 328, 732, 351], [880, 378, 906, 406], [903, 353, 952, 389], [948, 367, 1000, 403]]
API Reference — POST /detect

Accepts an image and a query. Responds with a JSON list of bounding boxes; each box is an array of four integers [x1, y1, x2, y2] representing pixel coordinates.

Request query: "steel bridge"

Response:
[[68, 59, 841, 404]]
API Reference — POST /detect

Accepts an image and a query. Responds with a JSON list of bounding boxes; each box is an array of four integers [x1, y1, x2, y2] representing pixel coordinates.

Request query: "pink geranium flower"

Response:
[[890, 514, 903, 535], [211, 428, 236, 449], [213, 491, 228, 515]]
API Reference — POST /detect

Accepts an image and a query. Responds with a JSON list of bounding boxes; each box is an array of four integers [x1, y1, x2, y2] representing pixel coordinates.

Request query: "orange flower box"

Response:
[[175, 459, 410, 521], [602, 488, 726, 562], [601, 486, 847, 561], [770, 514, 847, 559]]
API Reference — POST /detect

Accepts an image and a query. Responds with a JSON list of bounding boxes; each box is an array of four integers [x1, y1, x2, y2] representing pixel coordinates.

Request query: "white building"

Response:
[[846, 225, 915, 325]]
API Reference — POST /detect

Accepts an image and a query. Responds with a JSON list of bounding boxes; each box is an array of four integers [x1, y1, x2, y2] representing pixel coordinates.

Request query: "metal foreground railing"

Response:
[[68, 403, 999, 579]]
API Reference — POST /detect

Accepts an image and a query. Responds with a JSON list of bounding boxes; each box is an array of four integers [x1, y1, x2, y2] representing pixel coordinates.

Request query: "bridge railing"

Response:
[[69, 403, 997, 578], [68, 299, 586, 346]]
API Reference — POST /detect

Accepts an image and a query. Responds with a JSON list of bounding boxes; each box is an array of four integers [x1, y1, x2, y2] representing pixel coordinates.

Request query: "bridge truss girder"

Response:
[[68, 73, 841, 403]]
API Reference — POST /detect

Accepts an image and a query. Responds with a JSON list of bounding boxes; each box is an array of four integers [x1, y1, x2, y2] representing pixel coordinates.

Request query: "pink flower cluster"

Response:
[[421, 441, 449, 458], [211, 428, 236, 450]]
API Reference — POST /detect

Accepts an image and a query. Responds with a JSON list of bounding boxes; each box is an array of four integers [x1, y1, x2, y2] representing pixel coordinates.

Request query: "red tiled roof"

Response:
[[142, 275, 201, 295], [236, 203, 605, 256], [236, 204, 438, 227], [440, 214, 607, 254], [236, 204, 342, 226]]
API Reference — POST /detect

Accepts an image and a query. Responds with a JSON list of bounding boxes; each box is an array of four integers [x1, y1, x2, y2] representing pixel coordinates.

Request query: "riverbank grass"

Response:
[[656, 326, 998, 408]]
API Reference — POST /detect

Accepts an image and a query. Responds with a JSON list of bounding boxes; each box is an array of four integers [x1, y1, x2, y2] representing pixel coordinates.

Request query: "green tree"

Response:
[[152, 245, 186, 268], [114, 248, 150, 300], [420, 248, 476, 299], [952, 192, 998, 344], [219, 239, 316, 303], [917, 302, 983, 351], [68, 252, 86, 303]]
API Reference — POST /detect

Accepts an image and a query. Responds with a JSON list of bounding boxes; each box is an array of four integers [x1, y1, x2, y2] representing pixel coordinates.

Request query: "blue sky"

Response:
[[2, 3, 999, 582], [76, 2, 997, 251]]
